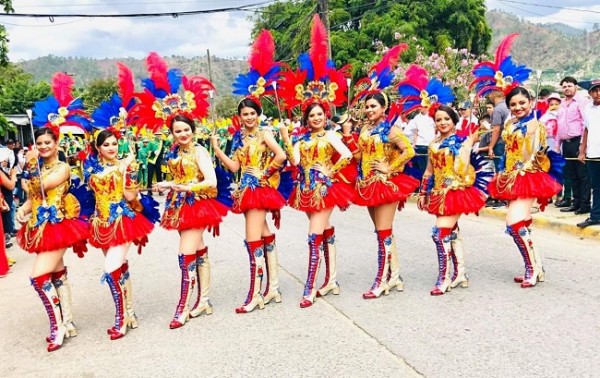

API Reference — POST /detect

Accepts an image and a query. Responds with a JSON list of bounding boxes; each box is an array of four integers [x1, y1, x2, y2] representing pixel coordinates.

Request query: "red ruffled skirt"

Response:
[[161, 198, 229, 231], [89, 213, 153, 249], [354, 173, 419, 208], [232, 186, 286, 214], [489, 171, 562, 210], [425, 186, 487, 216], [18, 219, 89, 253], [289, 181, 354, 213]]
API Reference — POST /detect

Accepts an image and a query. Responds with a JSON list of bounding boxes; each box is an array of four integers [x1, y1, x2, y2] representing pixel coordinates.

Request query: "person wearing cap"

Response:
[[577, 80, 600, 228], [557, 76, 591, 215], [456, 100, 478, 135], [540, 93, 561, 152]]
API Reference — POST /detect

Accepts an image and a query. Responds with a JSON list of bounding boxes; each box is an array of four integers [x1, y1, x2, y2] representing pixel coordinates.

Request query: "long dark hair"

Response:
[[91, 129, 118, 156], [34, 127, 58, 142], [433, 105, 459, 126], [169, 114, 196, 133], [364, 92, 389, 114], [237, 98, 262, 116], [302, 102, 327, 126], [505, 86, 532, 108]]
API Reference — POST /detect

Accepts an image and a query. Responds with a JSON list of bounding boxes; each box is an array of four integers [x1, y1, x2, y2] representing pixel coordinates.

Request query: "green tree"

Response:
[[0, 63, 51, 114], [80, 78, 117, 110], [252, 0, 491, 78], [1, 0, 14, 67], [214, 95, 239, 118]]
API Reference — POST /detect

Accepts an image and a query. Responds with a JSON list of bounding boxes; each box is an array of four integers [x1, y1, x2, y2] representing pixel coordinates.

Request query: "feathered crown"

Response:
[[396, 64, 455, 117], [232, 29, 281, 103], [352, 44, 408, 106], [278, 14, 350, 116], [128, 52, 214, 132], [470, 33, 531, 96], [32, 72, 92, 138], [90, 62, 136, 140]]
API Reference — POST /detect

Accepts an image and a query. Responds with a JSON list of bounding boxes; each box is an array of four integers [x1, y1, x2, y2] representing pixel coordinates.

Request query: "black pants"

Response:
[[1, 186, 14, 234], [587, 160, 600, 221], [413, 145, 429, 176], [147, 162, 163, 190], [562, 136, 591, 209]]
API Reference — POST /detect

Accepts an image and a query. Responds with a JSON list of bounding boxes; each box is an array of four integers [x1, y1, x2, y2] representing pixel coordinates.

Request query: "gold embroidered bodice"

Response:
[[168, 146, 206, 184], [502, 118, 549, 174], [297, 132, 336, 185], [429, 137, 475, 193], [88, 167, 128, 222], [233, 129, 271, 173], [166, 146, 217, 198], [358, 125, 413, 180], [27, 160, 79, 227]]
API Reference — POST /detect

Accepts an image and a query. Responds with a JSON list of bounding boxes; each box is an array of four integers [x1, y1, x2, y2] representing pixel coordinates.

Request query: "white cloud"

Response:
[[1, 0, 256, 61], [486, 0, 600, 29]]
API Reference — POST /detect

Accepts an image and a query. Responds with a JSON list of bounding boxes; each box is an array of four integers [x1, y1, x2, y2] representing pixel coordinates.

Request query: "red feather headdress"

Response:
[[470, 33, 532, 96], [232, 29, 282, 107], [128, 52, 214, 132], [32, 73, 92, 139], [352, 43, 408, 106], [278, 14, 351, 117]]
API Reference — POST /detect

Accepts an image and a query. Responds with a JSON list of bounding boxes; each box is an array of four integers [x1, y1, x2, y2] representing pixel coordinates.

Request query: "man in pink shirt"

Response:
[[556, 77, 591, 214]]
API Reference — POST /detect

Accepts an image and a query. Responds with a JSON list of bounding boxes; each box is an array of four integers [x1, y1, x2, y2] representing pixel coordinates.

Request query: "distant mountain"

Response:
[[486, 10, 600, 81], [543, 23, 585, 37], [17, 10, 600, 91], [18, 55, 247, 95]]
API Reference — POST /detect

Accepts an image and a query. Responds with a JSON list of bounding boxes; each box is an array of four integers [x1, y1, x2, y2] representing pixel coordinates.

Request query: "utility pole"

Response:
[[318, 0, 332, 60]]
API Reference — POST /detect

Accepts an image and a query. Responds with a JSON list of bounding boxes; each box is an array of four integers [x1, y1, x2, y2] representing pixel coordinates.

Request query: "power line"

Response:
[[18, 0, 253, 6], [492, 0, 600, 25], [0, 1, 276, 18], [497, 0, 600, 15]]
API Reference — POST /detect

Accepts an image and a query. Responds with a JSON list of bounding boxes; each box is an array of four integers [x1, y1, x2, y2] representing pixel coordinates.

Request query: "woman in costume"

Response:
[[399, 65, 493, 295], [341, 44, 419, 299], [471, 34, 563, 288], [87, 63, 158, 340], [16, 73, 90, 352], [132, 52, 229, 328], [211, 30, 288, 313], [277, 16, 353, 307]]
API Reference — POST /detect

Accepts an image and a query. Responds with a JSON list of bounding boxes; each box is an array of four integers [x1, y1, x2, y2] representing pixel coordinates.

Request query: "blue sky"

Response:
[[1, 0, 599, 61]]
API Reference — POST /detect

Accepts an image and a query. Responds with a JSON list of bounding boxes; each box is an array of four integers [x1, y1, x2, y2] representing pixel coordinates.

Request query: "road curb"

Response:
[[406, 196, 600, 241], [478, 206, 600, 241]]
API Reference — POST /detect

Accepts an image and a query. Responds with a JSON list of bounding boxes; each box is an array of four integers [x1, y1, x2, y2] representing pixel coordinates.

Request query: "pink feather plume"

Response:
[[309, 14, 329, 81], [117, 62, 134, 107], [249, 29, 276, 76], [146, 52, 171, 92], [51, 72, 75, 106], [494, 33, 519, 68], [404, 64, 429, 90], [371, 44, 408, 75]]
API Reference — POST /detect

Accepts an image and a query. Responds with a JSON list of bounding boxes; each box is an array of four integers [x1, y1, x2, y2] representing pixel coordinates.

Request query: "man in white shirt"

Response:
[[577, 79, 600, 227], [404, 107, 435, 175]]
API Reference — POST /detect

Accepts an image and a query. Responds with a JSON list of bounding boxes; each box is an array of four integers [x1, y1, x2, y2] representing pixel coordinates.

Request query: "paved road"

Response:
[[1, 202, 598, 377]]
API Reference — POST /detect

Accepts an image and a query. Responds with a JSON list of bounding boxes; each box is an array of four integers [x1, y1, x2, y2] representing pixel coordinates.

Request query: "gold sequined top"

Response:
[[428, 136, 475, 194], [357, 124, 415, 182], [501, 117, 550, 174], [295, 131, 350, 190], [166, 145, 217, 199], [25, 159, 80, 228], [88, 165, 135, 223], [233, 129, 279, 189]]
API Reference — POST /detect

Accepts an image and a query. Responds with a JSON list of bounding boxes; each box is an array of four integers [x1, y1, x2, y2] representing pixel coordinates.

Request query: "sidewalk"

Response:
[[480, 202, 600, 241], [406, 196, 600, 241]]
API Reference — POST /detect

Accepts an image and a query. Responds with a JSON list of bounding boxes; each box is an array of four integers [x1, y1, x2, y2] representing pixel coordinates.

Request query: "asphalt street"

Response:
[[1, 201, 598, 377]]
